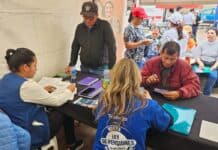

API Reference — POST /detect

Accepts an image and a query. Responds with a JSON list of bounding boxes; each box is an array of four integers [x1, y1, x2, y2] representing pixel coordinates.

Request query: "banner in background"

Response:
[[94, 0, 125, 60]]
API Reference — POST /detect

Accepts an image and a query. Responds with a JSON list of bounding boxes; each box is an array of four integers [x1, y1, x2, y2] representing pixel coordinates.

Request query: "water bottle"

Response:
[[102, 66, 110, 89], [71, 68, 77, 81]]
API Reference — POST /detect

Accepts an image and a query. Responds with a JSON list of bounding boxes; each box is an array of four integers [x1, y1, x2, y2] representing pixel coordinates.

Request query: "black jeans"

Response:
[[47, 110, 75, 145]]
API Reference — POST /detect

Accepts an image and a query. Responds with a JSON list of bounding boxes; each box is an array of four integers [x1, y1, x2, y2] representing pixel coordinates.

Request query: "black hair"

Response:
[[176, 24, 184, 40], [151, 26, 160, 31], [170, 22, 184, 40], [169, 8, 174, 13], [176, 6, 182, 12], [190, 9, 194, 12], [207, 27, 218, 35], [128, 12, 133, 23], [162, 41, 180, 56], [5, 48, 36, 72]]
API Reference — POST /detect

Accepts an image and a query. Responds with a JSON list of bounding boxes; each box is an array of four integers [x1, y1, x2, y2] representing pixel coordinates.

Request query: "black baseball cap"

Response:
[[80, 1, 98, 17]]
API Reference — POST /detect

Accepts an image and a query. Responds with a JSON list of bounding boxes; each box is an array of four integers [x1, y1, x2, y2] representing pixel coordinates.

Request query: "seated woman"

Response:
[[193, 28, 218, 95], [0, 48, 77, 149], [0, 109, 30, 150], [93, 58, 171, 150]]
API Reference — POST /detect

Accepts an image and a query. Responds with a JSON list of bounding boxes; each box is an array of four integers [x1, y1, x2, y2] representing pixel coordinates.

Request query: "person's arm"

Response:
[[69, 25, 81, 67], [192, 44, 202, 59], [65, 26, 80, 74], [196, 58, 204, 69], [141, 60, 154, 85], [125, 40, 144, 49], [20, 80, 76, 106], [125, 39, 152, 49], [104, 22, 116, 69], [192, 44, 205, 68], [211, 52, 218, 70], [211, 60, 218, 70], [149, 100, 171, 132], [124, 28, 151, 50], [178, 64, 201, 99]]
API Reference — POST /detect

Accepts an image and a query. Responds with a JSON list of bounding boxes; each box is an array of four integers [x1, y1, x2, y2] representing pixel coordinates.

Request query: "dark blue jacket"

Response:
[[0, 73, 50, 149]]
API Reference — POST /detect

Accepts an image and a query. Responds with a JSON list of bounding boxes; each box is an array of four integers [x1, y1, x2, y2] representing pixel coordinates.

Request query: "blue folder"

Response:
[[162, 103, 197, 135], [192, 65, 211, 73]]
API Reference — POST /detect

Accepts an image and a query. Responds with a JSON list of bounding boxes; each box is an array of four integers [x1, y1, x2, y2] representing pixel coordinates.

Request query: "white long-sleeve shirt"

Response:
[[20, 79, 76, 107], [161, 28, 188, 57]]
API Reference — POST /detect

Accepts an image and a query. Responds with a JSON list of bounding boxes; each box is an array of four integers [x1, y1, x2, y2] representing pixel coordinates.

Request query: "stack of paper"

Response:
[[199, 120, 218, 143], [38, 77, 75, 99]]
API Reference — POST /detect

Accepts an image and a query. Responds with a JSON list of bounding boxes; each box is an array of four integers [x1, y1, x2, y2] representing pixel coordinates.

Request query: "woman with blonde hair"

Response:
[[93, 58, 171, 150]]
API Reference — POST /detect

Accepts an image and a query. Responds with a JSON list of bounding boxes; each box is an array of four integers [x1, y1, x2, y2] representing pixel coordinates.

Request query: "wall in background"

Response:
[[0, 0, 86, 80], [0, 0, 127, 80]]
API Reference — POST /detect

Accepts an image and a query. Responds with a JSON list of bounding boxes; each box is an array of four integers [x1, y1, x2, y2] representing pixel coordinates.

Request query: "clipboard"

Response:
[[78, 80, 102, 99], [77, 76, 99, 86], [192, 65, 211, 74]]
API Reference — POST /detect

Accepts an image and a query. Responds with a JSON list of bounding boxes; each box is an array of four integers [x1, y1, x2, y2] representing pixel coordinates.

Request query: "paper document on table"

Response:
[[154, 88, 169, 95], [73, 97, 98, 108], [199, 120, 218, 143], [192, 65, 211, 73], [38, 77, 73, 97]]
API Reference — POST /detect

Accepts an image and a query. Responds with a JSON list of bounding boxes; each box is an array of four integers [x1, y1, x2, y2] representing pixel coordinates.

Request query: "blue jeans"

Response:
[[203, 70, 218, 95], [80, 65, 107, 76]]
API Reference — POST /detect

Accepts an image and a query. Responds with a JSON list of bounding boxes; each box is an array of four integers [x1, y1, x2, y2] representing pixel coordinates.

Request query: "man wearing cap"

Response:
[[124, 7, 151, 68], [65, 1, 116, 75]]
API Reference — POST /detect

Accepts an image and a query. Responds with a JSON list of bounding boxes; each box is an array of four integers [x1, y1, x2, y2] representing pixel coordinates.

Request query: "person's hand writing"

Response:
[[146, 74, 159, 85], [64, 66, 72, 74], [67, 83, 76, 93], [44, 85, 56, 93], [163, 90, 180, 100]]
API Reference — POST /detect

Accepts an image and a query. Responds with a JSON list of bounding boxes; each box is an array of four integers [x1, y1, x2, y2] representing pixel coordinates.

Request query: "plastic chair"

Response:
[[41, 136, 58, 150]]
